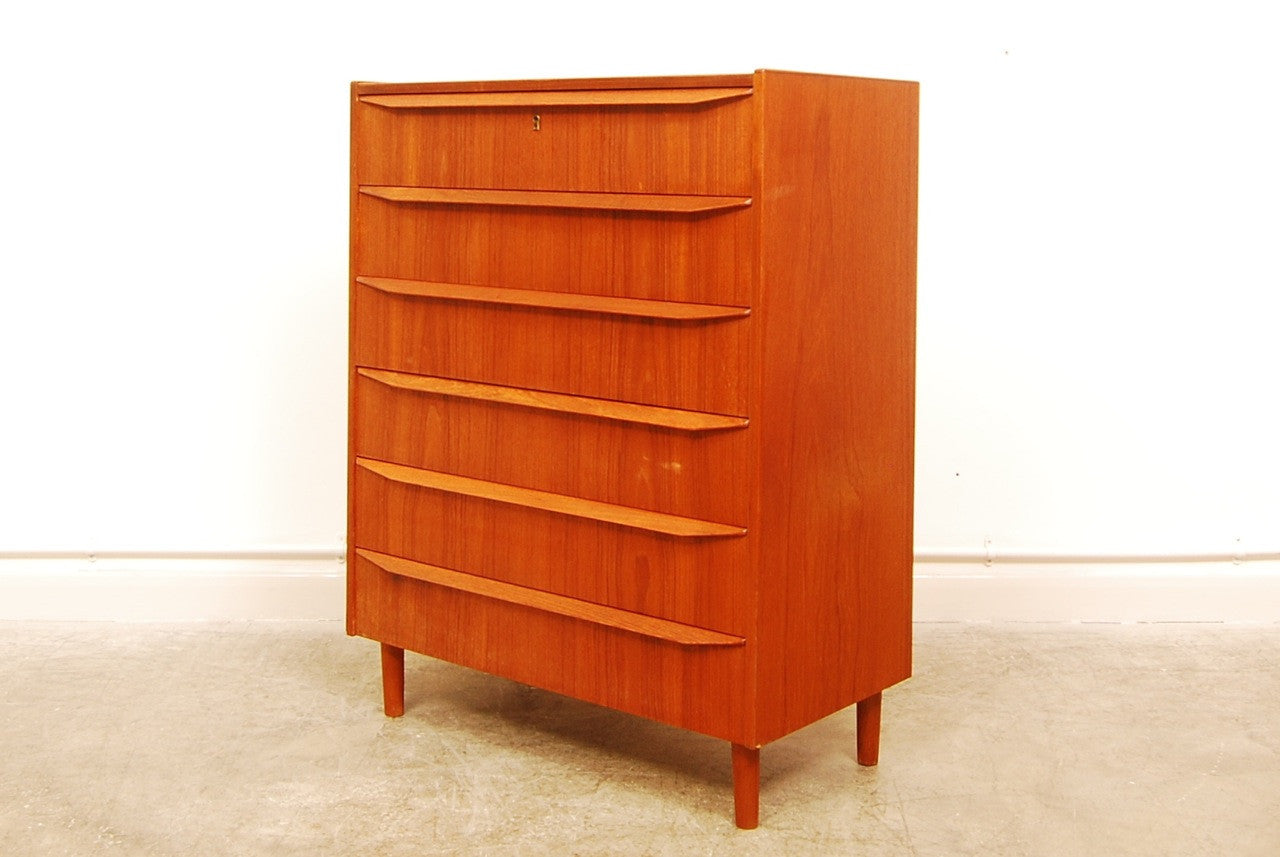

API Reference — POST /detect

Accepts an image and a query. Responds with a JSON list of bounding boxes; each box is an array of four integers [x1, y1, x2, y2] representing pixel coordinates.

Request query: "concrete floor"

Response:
[[1, 622, 1276, 856]]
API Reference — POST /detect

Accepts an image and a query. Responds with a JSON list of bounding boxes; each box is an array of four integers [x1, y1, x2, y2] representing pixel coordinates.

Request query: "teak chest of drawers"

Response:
[[347, 69, 918, 828]]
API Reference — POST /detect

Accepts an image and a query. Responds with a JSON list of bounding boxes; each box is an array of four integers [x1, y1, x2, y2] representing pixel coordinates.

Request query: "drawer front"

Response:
[[352, 279, 750, 415], [352, 90, 753, 195], [351, 462, 752, 637], [353, 368, 752, 525], [349, 552, 750, 741], [353, 195, 756, 306]]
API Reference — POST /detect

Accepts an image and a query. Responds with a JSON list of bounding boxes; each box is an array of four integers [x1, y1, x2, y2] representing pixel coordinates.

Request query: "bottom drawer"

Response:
[[349, 551, 751, 742], [351, 459, 752, 635]]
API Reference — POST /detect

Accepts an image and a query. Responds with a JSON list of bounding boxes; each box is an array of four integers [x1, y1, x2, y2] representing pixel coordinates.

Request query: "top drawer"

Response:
[[351, 84, 754, 195]]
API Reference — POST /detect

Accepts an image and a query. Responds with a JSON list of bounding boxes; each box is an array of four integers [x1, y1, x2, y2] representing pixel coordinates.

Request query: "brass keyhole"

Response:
[[532, 113, 541, 131]]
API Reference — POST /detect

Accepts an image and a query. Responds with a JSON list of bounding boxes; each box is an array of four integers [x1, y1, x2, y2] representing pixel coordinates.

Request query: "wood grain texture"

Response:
[[353, 74, 754, 96], [346, 83, 362, 636], [348, 71, 917, 822], [359, 186, 751, 214], [349, 553, 750, 741], [856, 692, 882, 766], [355, 195, 756, 305], [353, 369, 751, 525], [355, 457, 747, 538], [732, 744, 761, 829], [357, 368, 749, 432], [360, 87, 752, 108], [353, 82, 752, 195], [751, 70, 918, 743], [357, 549, 746, 647], [355, 277, 751, 321], [351, 464, 753, 635], [352, 275, 750, 415], [380, 643, 405, 717]]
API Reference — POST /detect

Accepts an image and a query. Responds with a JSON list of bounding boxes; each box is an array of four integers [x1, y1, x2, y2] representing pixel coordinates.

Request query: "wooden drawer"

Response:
[[352, 191, 756, 306], [352, 278, 751, 415], [351, 459, 751, 636], [352, 85, 754, 195], [352, 367, 752, 524], [349, 551, 750, 741]]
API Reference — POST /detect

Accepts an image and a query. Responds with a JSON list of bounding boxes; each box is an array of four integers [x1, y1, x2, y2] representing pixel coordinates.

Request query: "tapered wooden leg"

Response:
[[856, 692, 882, 766], [380, 643, 405, 718], [731, 743, 760, 829]]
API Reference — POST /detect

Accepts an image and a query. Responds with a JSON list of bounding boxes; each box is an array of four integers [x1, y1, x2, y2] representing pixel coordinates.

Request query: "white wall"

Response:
[[1, 1, 1276, 619]]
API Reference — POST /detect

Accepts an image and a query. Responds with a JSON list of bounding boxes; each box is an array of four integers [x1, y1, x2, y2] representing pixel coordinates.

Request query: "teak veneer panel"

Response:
[[357, 368, 747, 431], [752, 71, 917, 743], [352, 465, 753, 635], [348, 69, 917, 828], [356, 277, 751, 321], [352, 277, 750, 415], [352, 369, 752, 525], [353, 80, 754, 195], [359, 186, 752, 214], [353, 74, 755, 95], [356, 548, 745, 647], [356, 458, 747, 538], [355, 195, 756, 305], [359, 87, 752, 108], [350, 553, 750, 741]]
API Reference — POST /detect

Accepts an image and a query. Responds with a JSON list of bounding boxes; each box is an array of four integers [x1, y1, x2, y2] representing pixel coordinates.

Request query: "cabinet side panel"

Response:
[[754, 71, 918, 743], [347, 83, 362, 635]]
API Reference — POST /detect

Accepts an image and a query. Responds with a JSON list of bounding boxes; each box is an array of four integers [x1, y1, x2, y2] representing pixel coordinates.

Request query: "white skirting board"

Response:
[[1, 549, 1278, 623], [915, 560, 1280, 623], [0, 550, 347, 622]]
